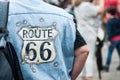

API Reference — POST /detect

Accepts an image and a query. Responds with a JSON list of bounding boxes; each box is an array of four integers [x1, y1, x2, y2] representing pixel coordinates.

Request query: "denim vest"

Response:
[[7, 0, 76, 80]]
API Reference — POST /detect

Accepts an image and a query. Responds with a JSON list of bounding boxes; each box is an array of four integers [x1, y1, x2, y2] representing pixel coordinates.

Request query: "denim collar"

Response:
[[9, 0, 43, 4]]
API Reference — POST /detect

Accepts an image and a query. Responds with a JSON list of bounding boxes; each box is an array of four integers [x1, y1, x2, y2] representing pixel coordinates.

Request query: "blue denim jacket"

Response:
[[7, 0, 76, 80]]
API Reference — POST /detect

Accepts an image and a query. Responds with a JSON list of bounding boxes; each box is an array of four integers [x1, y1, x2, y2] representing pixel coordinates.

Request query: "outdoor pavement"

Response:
[[94, 42, 120, 80], [77, 42, 120, 80]]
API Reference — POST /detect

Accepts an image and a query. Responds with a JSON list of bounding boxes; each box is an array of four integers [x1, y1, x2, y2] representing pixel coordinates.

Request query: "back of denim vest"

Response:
[[7, 0, 76, 80]]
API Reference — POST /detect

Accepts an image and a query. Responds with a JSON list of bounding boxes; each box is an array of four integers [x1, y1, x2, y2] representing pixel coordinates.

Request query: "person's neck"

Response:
[[110, 16, 115, 19]]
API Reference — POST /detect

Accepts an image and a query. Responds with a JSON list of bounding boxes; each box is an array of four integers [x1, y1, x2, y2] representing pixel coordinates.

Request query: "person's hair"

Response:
[[106, 7, 117, 16], [72, 0, 84, 6], [88, 0, 93, 3]]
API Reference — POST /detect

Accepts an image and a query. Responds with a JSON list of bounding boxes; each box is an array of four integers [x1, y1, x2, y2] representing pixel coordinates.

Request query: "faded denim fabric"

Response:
[[7, 0, 76, 80]]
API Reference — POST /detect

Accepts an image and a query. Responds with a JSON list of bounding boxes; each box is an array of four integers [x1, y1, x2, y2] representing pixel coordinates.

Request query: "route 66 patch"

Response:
[[18, 25, 58, 64]]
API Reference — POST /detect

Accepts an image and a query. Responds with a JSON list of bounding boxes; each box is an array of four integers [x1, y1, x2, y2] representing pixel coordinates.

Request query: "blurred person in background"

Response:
[[72, 0, 104, 80], [103, 7, 120, 72], [59, 0, 70, 9], [104, 0, 120, 22]]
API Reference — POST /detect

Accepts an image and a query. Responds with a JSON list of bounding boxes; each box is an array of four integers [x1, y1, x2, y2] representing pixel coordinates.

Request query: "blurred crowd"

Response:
[[44, 0, 120, 80]]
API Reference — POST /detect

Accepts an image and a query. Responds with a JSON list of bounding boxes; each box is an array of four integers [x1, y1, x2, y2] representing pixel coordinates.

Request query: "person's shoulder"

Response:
[[9, 1, 73, 20], [44, 2, 73, 20], [109, 18, 118, 22], [107, 18, 113, 24], [107, 18, 118, 25]]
